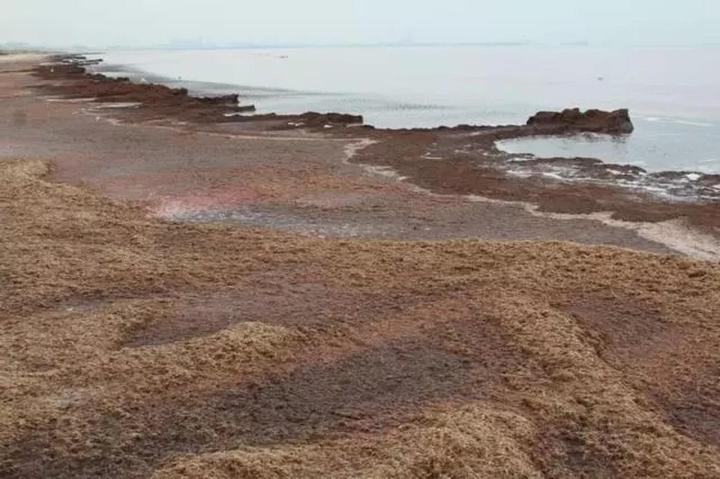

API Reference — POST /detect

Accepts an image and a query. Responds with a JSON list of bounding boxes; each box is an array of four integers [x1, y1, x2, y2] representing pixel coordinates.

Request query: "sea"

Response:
[[89, 46, 720, 174]]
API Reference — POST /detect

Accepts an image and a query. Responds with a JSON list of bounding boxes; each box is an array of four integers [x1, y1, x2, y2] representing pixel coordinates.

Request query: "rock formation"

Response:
[[527, 108, 634, 134]]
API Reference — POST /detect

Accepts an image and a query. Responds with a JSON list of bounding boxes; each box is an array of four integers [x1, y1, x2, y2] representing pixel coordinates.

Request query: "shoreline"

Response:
[[23, 54, 720, 259], [88, 53, 720, 174], [45, 55, 720, 194], [3, 53, 720, 478]]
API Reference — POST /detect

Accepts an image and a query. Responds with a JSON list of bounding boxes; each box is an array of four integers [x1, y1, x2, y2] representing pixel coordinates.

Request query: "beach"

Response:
[[2, 53, 720, 478], [19, 55, 720, 257]]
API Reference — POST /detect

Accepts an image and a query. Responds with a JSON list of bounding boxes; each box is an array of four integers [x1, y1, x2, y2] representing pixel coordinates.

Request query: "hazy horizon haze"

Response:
[[2, 0, 720, 49]]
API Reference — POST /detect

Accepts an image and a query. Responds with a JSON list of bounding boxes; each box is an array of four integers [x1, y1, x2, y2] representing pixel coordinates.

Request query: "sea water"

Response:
[[90, 46, 720, 173]]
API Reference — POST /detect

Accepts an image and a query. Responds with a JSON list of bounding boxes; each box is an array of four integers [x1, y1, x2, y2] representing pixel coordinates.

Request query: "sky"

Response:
[[2, 0, 720, 49]]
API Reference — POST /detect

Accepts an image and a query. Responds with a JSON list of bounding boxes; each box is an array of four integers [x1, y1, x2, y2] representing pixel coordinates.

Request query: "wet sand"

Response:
[[2, 54, 720, 478]]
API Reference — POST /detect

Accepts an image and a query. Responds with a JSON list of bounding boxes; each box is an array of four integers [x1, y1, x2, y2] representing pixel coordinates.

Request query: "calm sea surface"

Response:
[[92, 46, 720, 173]]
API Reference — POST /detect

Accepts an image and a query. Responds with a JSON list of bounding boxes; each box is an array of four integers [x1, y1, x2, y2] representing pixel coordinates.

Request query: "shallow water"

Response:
[[497, 117, 720, 173], [90, 46, 720, 173]]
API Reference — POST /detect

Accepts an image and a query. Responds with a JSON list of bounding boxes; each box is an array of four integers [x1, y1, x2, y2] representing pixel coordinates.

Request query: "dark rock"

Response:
[[198, 93, 240, 106], [297, 111, 364, 126], [527, 108, 634, 134]]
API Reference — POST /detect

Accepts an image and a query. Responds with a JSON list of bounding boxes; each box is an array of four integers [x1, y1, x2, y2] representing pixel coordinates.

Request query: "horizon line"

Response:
[[3, 40, 720, 53]]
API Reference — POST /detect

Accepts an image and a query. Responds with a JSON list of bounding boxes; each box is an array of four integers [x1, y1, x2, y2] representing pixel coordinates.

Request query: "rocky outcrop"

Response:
[[527, 108, 634, 134], [296, 112, 364, 127], [35, 59, 259, 122]]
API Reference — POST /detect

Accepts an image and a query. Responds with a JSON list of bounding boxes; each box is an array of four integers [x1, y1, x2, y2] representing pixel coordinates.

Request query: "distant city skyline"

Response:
[[2, 0, 720, 50]]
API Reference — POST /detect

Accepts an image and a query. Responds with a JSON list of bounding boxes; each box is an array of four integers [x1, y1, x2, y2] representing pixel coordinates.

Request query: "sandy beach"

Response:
[[2, 54, 720, 478]]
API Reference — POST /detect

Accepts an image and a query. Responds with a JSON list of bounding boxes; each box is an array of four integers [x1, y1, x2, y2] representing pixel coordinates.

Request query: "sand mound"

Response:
[[1, 159, 719, 478]]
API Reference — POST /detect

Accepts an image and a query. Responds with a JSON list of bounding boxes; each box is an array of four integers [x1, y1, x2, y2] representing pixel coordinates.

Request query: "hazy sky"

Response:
[[3, 0, 719, 48]]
